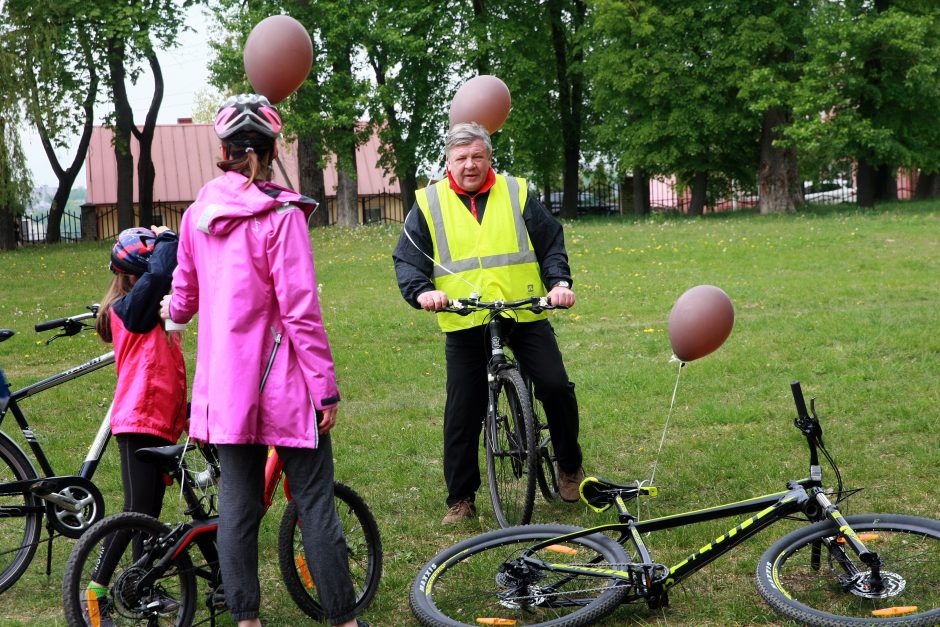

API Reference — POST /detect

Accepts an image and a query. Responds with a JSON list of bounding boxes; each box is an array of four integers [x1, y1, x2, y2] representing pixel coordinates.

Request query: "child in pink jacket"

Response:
[[162, 94, 363, 627], [83, 226, 187, 621]]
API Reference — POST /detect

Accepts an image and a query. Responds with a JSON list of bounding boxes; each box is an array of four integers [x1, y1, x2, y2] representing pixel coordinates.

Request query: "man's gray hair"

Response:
[[445, 122, 492, 158]]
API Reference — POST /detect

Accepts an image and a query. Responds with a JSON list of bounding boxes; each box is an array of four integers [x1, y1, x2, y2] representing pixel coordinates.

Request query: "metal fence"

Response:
[[19, 209, 82, 244]]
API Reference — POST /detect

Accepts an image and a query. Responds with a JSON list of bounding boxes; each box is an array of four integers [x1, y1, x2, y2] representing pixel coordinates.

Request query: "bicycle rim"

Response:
[[62, 512, 196, 626], [278, 481, 383, 619], [0, 435, 41, 594], [756, 513, 940, 625], [411, 524, 630, 627], [486, 370, 538, 528]]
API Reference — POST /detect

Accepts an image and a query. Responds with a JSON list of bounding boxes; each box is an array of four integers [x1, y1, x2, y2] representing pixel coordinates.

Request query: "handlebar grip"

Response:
[[35, 317, 70, 332], [791, 381, 810, 418]]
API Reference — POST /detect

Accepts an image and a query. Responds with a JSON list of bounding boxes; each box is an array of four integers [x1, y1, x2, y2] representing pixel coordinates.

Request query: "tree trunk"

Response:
[[298, 134, 329, 227], [108, 37, 136, 232], [632, 168, 651, 216], [914, 171, 940, 199], [399, 166, 418, 217], [548, 0, 586, 221], [857, 160, 897, 207], [688, 171, 707, 216], [876, 164, 897, 201], [132, 48, 163, 228], [335, 147, 359, 227], [758, 107, 799, 214], [0, 206, 14, 250]]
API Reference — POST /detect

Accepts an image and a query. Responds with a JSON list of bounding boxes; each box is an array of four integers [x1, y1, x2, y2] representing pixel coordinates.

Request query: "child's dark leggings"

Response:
[[216, 436, 358, 624], [91, 432, 173, 584]]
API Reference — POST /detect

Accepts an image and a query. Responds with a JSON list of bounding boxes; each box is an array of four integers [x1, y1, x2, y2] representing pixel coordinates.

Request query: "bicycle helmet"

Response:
[[213, 93, 282, 140], [110, 227, 156, 275]]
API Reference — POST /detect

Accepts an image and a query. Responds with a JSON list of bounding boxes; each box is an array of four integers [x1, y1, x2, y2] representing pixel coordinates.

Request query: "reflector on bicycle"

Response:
[[546, 544, 578, 554], [871, 606, 918, 617], [296, 553, 314, 589], [475, 619, 517, 625], [836, 533, 880, 543]]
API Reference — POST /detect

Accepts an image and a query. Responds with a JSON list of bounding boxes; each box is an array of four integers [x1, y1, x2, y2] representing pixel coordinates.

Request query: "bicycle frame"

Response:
[[0, 351, 115, 482], [514, 382, 883, 606]]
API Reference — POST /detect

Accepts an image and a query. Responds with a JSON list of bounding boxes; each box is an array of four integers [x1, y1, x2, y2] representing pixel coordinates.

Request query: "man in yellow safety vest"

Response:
[[393, 122, 586, 524]]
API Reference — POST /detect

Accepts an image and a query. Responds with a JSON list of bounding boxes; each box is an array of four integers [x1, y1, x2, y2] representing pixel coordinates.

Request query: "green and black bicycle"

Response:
[[410, 381, 940, 626]]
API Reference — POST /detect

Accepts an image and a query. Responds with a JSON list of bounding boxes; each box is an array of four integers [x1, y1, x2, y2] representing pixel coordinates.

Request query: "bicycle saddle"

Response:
[[580, 476, 658, 513], [136, 443, 188, 468], [0, 329, 14, 343]]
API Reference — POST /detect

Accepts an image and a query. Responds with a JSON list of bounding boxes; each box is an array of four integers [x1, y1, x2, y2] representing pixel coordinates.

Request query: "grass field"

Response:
[[0, 201, 938, 626]]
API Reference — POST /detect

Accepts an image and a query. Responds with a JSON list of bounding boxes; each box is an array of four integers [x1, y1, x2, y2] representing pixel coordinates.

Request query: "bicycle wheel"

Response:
[[756, 513, 940, 625], [277, 481, 383, 620], [0, 433, 42, 594], [411, 523, 631, 627], [63, 512, 196, 626], [531, 387, 559, 501], [486, 369, 538, 527]]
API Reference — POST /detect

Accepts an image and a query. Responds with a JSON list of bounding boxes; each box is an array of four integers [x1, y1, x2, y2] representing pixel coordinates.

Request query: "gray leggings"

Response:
[[216, 436, 357, 623]]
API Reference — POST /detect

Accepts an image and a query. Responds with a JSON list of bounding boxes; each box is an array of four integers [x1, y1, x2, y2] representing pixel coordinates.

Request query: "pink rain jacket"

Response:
[[169, 171, 339, 448]]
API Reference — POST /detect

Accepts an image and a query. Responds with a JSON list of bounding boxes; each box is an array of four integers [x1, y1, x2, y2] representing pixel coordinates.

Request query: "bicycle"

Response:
[[62, 441, 383, 626], [440, 295, 565, 528], [410, 381, 940, 626], [0, 305, 116, 594]]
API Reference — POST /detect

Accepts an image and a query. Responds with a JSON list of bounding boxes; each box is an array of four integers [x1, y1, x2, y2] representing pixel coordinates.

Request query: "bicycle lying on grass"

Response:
[[411, 381, 940, 626], [440, 295, 566, 528], [0, 306, 115, 594], [62, 441, 382, 626]]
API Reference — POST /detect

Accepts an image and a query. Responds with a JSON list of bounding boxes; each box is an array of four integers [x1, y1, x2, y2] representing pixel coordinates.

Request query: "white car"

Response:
[[803, 180, 856, 204]]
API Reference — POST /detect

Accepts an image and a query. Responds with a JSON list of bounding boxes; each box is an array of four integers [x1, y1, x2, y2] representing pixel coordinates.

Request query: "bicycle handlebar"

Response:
[[34, 305, 100, 337], [790, 381, 810, 420], [441, 296, 568, 316]]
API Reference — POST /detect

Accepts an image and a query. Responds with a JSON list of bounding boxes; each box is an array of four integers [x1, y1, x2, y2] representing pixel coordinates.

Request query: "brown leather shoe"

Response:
[[442, 499, 477, 524], [558, 465, 586, 503]]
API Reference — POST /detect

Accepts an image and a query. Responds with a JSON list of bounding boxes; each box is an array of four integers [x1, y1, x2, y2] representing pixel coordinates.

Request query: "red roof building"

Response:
[[84, 120, 403, 237]]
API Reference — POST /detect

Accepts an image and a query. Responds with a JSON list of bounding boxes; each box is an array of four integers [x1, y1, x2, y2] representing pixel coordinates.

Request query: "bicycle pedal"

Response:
[[29, 480, 55, 496]]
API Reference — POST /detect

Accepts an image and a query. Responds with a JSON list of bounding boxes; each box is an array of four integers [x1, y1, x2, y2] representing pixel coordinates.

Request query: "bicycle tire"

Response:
[[0, 433, 42, 594], [277, 481, 383, 620], [756, 513, 940, 626], [62, 512, 196, 626], [486, 369, 538, 528], [411, 523, 631, 627]]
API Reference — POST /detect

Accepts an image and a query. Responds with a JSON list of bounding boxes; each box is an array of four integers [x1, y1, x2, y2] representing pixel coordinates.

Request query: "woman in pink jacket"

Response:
[[162, 94, 362, 627]]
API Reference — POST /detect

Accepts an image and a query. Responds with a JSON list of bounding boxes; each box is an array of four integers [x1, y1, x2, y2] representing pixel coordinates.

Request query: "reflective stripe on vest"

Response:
[[425, 176, 537, 278], [417, 174, 546, 332]]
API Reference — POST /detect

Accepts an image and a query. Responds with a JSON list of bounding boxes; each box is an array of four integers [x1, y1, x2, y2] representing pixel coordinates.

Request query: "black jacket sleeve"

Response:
[[523, 195, 573, 289], [112, 230, 179, 333], [392, 204, 437, 308]]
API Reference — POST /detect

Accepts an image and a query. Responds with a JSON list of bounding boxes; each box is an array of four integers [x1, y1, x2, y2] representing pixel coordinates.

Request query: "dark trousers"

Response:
[[216, 437, 357, 624], [92, 433, 173, 584], [443, 319, 581, 507]]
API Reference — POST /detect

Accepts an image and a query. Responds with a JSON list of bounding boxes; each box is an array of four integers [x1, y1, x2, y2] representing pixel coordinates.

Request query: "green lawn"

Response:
[[1, 202, 938, 626]]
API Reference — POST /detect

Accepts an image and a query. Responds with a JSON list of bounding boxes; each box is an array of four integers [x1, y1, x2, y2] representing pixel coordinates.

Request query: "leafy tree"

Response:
[[3, 1, 99, 242], [97, 0, 192, 230], [589, 0, 760, 216], [788, 0, 940, 207], [361, 2, 453, 213]]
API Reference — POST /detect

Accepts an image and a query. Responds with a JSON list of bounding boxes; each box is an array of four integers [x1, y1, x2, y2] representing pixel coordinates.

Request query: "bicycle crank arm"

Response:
[[30, 481, 90, 512]]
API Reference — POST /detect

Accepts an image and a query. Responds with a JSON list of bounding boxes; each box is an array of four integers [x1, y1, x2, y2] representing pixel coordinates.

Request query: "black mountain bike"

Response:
[[411, 381, 940, 626], [62, 442, 382, 626], [440, 296, 565, 528], [0, 306, 115, 594]]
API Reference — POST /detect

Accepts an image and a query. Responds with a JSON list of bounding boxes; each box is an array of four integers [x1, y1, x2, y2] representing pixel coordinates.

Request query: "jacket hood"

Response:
[[194, 171, 319, 236]]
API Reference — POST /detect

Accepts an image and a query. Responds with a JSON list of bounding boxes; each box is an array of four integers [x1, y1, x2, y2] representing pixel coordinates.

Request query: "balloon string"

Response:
[[648, 358, 685, 486]]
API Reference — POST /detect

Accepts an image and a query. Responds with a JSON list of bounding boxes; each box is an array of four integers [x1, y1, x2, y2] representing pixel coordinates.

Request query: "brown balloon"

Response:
[[448, 75, 512, 134], [668, 285, 735, 362], [243, 15, 313, 104]]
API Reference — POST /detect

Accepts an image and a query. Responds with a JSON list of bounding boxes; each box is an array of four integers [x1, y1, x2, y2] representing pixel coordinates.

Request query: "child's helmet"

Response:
[[110, 228, 156, 275], [213, 94, 282, 140]]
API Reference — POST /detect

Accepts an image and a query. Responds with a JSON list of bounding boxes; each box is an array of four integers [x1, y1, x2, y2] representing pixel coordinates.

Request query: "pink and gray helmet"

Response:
[[110, 228, 156, 275], [213, 94, 282, 140]]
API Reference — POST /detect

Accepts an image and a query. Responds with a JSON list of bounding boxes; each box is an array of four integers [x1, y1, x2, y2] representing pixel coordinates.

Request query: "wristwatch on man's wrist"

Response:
[[553, 280, 570, 289]]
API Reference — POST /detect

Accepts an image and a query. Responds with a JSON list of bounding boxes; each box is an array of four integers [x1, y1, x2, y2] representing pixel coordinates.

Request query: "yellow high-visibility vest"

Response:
[[417, 173, 547, 332]]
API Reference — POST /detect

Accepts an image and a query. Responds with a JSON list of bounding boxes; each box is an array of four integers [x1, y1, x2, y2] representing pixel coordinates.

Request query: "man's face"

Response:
[[447, 139, 492, 193]]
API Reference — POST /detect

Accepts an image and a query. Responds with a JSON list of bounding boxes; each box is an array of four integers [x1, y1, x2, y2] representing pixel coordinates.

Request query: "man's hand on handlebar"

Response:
[[417, 290, 450, 312], [547, 284, 576, 309]]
